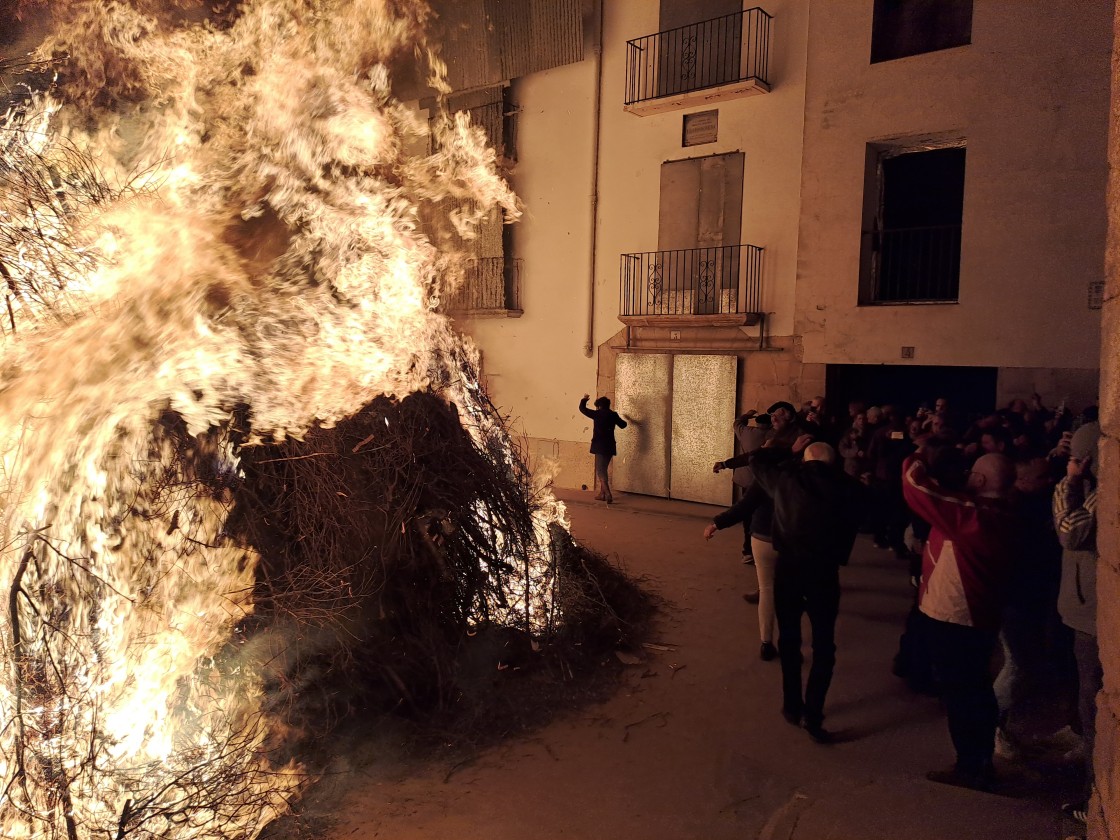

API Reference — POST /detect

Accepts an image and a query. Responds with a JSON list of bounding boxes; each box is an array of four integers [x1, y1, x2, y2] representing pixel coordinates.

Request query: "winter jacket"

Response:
[[1052, 474, 1098, 635], [749, 449, 865, 571], [712, 479, 773, 540], [579, 397, 627, 457], [901, 455, 1015, 632]]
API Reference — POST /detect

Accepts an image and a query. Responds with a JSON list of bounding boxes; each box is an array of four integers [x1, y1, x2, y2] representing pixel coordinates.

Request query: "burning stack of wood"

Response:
[[0, 2, 645, 838]]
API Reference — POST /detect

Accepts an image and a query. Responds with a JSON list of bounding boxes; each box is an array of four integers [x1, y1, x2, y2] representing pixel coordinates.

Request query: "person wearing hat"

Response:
[[766, 400, 800, 444], [1051, 420, 1101, 826]]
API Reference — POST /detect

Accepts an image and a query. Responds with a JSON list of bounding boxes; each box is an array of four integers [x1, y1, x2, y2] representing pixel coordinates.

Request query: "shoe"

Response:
[[873, 540, 890, 550], [593, 493, 605, 501], [605, 496, 614, 504], [760, 642, 777, 661], [804, 723, 834, 744], [780, 707, 802, 727], [742, 590, 760, 604], [995, 727, 1031, 760], [742, 553, 755, 565], [1061, 801, 1088, 824], [926, 764, 994, 792]]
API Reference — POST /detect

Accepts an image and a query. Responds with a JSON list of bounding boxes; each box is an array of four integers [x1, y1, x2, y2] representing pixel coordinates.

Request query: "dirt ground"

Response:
[[284, 489, 1086, 840]]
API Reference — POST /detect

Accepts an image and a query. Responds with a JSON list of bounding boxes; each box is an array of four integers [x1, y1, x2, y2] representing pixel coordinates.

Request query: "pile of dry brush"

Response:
[[223, 375, 650, 738]]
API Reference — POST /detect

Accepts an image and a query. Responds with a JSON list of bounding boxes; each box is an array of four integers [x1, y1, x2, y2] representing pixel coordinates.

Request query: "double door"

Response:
[[613, 353, 736, 506]]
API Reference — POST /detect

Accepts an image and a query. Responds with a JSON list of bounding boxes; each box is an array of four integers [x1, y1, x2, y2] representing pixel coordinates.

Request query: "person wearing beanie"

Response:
[[1052, 420, 1101, 825]]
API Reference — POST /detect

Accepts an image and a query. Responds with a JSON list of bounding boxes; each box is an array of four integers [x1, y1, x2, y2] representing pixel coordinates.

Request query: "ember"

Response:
[[0, 2, 626, 838]]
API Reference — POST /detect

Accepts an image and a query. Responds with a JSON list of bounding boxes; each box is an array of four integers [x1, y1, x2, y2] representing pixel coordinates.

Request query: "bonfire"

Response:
[[0, 2, 638, 838]]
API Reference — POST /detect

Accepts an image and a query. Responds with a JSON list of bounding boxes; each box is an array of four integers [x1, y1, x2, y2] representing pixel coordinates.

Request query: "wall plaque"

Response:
[[682, 110, 718, 147]]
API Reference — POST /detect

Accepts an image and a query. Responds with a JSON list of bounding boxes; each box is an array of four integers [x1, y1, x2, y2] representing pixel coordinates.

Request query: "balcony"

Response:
[[624, 8, 772, 116], [445, 257, 523, 317], [619, 244, 763, 326]]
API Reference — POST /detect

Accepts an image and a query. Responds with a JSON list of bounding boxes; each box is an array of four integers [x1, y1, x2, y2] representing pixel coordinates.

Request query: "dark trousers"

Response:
[[873, 479, 907, 552], [1072, 629, 1102, 800], [923, 614, 998, 772], [774, 564, 840, 727], [594, 453, 612, 499]]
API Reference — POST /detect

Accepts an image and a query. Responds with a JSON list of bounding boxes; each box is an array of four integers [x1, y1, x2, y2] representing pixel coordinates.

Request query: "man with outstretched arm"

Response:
[[902, 448, 1016, 791], [578, 394, 627, 504], [748, 435, 864, 743]]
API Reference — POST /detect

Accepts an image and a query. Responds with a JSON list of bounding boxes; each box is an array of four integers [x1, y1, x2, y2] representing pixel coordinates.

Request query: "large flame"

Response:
[[0, 1, 555, 837]]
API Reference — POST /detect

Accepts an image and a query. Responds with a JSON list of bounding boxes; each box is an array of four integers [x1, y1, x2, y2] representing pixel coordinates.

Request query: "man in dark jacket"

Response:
[[750, 437, 864, 742], [579, 394, 627, 503]]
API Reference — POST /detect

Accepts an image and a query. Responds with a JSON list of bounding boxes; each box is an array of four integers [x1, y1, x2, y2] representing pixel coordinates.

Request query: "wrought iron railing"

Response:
[[872, 224, 961, 302], [619, 245, 763, 317], [625, 8, 772, 106], [446, 257, 522, 312]]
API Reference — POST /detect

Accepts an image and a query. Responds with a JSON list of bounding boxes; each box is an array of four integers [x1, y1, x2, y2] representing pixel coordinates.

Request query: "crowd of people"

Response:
[[702, 392, 1100, 826]]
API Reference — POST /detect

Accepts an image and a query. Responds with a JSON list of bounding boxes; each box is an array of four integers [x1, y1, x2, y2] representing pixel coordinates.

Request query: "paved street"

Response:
[[326, 489, 1084, 840]]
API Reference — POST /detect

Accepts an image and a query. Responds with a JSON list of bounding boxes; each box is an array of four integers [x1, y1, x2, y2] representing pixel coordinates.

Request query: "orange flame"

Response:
[[0, 1, 562, 837]]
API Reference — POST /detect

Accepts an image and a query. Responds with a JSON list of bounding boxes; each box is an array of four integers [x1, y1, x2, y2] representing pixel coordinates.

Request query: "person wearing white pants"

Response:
[[704, 480, 778, 661], [750, 534, 778, 659]]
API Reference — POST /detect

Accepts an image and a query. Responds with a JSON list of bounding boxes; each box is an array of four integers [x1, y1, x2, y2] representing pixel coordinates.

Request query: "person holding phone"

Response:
[[1051, 421, 1101, 826]]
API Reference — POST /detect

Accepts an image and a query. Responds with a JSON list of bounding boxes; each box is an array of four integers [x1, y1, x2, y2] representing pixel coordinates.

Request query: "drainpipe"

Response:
[[583, 0, 605, 359]]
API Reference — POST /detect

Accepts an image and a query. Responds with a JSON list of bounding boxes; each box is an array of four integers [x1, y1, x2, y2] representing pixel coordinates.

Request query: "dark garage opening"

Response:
[[825, 363, 998, 423]]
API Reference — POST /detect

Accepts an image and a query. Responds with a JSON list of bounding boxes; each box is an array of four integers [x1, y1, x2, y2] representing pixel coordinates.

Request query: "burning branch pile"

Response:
[[230, 380, 562, 724], [0, 2, 644, 838]]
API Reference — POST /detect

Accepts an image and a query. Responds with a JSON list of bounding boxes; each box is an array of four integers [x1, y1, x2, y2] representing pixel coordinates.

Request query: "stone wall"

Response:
[[1094, 4, 1120, 837]]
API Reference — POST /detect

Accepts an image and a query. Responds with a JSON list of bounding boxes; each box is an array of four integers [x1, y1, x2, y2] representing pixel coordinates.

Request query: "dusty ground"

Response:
[[284, 489, 1086, 840]]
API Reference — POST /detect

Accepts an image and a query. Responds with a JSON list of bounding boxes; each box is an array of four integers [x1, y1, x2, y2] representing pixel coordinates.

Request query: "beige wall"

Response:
[[454, 54, 600, 445], [795, 0, 1109, 373], [462, 0, 811, 488]]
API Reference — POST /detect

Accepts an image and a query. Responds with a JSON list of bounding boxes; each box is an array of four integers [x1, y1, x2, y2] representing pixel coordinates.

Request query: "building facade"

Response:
[[436, 0, 1108, 506]]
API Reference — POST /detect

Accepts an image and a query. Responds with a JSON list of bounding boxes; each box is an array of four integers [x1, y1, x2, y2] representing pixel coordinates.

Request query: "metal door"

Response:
[[614, 353, 736, 506], [658, 154, 744, 315], [657, 0, 743, 97], [614, 353, 672, 498], [670, 354, 736, 505]]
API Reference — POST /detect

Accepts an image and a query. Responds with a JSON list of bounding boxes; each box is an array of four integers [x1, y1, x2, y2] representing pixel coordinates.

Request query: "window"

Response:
[[871, 0, 972, 64], [426, 87, 521, 315], [859, 144, 966, 305]]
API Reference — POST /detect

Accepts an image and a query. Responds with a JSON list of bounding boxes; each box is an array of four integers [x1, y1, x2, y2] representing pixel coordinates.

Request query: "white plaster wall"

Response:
[[595, 0, 809, 341], [455, 55, 599, 447], [462, 0, 810, 466], [795, 0, 1110, 370]]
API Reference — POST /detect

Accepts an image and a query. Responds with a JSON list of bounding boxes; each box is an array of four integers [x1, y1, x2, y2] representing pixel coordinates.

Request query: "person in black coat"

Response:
[[579, 394, 627, 503], [750, 436, 865, 742]]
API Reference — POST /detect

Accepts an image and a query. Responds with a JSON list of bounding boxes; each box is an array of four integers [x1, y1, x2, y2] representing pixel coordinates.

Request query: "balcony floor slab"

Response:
[[624, 79, 770, 116]]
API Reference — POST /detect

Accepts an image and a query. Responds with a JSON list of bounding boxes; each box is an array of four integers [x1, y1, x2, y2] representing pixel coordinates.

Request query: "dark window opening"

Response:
[[860, 145, 966, 305], [871, 0, 973, 64]]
